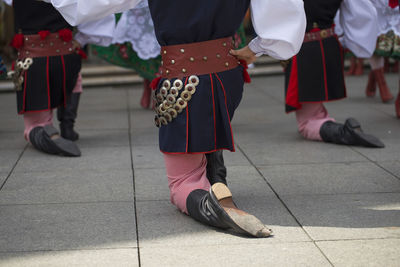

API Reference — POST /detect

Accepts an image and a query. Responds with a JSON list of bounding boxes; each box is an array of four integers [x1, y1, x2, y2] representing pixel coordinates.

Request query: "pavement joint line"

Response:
[[0, 200, 135, 207], [127, 88, 142, 267], [253, 160, 371, 167], [314, 237, 400, 243], [236, 143, 335, 267], [0, 144, 28, 191], [374, 162, 400, 181], [0, 246, 139, 254], [348, 146, 400, 182]]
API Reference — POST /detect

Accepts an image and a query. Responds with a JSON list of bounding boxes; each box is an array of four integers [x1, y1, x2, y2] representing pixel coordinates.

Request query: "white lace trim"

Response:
[[112, 0, 160, 60]]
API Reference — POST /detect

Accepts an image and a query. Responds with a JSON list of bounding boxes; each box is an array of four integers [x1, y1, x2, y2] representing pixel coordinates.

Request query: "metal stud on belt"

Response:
[[154, 75, 200, 128]]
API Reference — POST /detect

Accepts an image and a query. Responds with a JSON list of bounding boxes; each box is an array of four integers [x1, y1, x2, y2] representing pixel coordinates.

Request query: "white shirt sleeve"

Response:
[[338, 0, 379, 58], [45, 0, 142, 26], [2, 0, 12, 6], [248, 0, 306, 60], [74, 15, 116, 47]]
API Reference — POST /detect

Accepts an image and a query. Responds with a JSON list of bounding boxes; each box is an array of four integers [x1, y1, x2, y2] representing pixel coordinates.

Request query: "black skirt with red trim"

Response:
[[17, 53, 81, 114], [284, 35, 346, 113], [158, 66, 244, 154]]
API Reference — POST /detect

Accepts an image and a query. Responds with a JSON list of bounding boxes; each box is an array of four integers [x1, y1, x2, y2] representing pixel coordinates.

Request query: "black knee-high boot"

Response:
[[319, 118, 384, 148], [186, 183, 271, 238], [57, 93, 80, 141], [206, 151, 227, 185], [29, 125, 81, 157]]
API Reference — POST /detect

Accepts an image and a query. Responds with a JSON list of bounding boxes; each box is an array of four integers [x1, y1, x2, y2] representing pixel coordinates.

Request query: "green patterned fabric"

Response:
[[375, 31, 400, 60], [91, 43, 161, 81], [234, 23, 247, 49]]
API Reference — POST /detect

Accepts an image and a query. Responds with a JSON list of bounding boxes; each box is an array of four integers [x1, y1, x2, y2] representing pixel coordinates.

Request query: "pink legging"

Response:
[[295, 103, 335, 141], [23, 73, 83, 141], [164, 153, 211, 214]]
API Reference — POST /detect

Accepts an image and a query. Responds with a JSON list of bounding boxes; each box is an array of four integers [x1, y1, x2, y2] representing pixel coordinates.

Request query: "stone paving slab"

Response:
[[317, 239, 400, 267], [378, 161, 400, 179], [239, 140, 367, 166], [131, 127, 159, 146], [140, 242, 330, 267], [0, 169, 134, 205], [0, 132, 26, 150], [282, 193, 400, 241], [259, 162, 400, 195], [76, 110, 129, 130], [14, 146, 132, 172], [352, 138, 400, 162], [77, 129, 130, 148], [130, 110, 156, 130], [78, 88, 129, 111], [0, 150, 21, 173], [0, 202, 136, 252], [137, 199, 310, 248], [0, 249, 139, 267], [0, 172, 8, 187]]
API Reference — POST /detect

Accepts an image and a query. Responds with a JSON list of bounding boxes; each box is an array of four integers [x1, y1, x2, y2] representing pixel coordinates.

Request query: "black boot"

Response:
[[186, 183, 271, 238], [57, 93, 80, 141], [29, 125, 81, 157], [205, 151, 227, 185], [320, 118, 384, 148]]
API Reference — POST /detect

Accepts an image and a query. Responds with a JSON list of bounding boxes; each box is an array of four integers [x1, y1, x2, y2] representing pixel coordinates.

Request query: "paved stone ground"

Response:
[[0, 74, 399, 267]]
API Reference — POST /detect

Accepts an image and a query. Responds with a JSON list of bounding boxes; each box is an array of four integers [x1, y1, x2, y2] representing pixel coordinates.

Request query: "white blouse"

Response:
[[335, 0, 379, 58], [2, 0, 115, 47], [44, 0, 307, 60]]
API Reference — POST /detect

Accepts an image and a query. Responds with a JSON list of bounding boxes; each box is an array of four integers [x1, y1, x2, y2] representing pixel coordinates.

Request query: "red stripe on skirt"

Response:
[[209, 74, 217, 150], [46, 56, 51, 109], [319, 40, 329, 101], [61, 55, 67, 107], [285, 56, 301, 111], [22, 71, 28, 112], [215, 73, 235, 152]]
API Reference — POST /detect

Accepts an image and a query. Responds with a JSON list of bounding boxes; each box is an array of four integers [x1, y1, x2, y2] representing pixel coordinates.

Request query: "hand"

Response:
[[229, 46, 257, 65], [72, 40, 81, 51]]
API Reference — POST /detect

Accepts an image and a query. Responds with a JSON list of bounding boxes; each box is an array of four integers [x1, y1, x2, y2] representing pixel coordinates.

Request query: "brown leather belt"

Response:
[[303, 27, 336, 43], [17, 32, 75, 59], [160, 37, 239, 79]]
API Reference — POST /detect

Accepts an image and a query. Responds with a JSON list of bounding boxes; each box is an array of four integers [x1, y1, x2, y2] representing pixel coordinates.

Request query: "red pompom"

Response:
[[10, 33, 24, 49], [58, 29, 73, 42], [38, 30, 51, 40], [239, 60, 251, 83], [150, 76, 162, 90], [77, 48, 87, 59], [389, 0, 399, 8]]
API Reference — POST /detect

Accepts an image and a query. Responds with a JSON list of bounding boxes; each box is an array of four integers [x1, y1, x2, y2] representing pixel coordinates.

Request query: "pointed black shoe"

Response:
[[186, 183, 271, 238], [205, 151, 227, 185], [58, 92, 80, 141], [29, 125, 81, 157], [320, 118, 385, 148]]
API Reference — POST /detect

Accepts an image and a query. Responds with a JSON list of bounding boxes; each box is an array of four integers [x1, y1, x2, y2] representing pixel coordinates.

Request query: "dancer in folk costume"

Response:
[[366, 0, 400, 117], [48, 0, 306, 237], [0, 55, 6, 79], [284, 0, 385, 148], [7, 0, 114, 156]]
